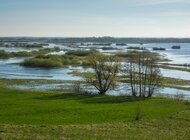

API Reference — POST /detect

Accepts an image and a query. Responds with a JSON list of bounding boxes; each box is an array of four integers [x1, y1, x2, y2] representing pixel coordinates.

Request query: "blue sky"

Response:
[[0, 0, 190, 37]]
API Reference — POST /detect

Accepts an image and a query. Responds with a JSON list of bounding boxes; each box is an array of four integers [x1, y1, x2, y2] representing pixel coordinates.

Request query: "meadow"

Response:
[[0, 86, 190, 139]]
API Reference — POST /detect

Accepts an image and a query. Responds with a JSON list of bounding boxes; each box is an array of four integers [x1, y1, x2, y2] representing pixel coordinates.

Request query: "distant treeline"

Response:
[[1, 37, 190, 43]]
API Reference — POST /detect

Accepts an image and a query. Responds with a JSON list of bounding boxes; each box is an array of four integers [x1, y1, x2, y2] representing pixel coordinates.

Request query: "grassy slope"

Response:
[[0, 86, 190, 139]]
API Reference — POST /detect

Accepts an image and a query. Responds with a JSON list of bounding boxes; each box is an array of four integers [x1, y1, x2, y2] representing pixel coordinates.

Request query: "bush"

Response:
[[14, 43, 46, 48], [66, 50, 96, 56], [11, 48, 62, 57], [12, 51, 32, 57], [0, 50, 12, 58], [172, 46, 181, 49], [153, 47, 166, 51], [72, 81, 83, 94], [22, 58, 63, 68], [174, 91, 184, 101], [127, 47, 146, 50], [21, 55, 81, 68], [101, 47, 116, 50]]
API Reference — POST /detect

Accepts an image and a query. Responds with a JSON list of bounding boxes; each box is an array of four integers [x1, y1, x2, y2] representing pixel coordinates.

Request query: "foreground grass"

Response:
[[0, 86, 190, 139]]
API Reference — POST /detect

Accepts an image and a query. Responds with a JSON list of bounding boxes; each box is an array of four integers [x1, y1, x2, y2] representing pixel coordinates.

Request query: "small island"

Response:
[[172, 45, 181, 49], [153, 47, 166, 51]]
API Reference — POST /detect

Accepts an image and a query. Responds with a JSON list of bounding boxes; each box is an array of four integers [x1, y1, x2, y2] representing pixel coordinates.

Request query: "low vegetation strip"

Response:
[[22, 57, 64, 67], [21, 55, 81, 67], [20, 50, 98, 68], [0, 48, 61, 58]]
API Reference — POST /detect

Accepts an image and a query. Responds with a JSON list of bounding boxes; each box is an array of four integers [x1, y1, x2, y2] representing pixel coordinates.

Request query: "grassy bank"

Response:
[[0, 86, 190, 139]]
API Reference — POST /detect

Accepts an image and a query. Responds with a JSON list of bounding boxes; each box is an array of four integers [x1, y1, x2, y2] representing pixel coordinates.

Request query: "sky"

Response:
[[0, 0, 190, 37]]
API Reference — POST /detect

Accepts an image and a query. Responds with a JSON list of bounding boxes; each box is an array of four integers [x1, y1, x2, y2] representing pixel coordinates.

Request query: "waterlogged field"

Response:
[[0, 42, 190, 139], [0, 42, 190, 98]]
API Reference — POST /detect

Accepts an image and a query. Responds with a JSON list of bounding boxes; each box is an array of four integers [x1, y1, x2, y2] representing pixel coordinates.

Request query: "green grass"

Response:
[[0, 86, 190, 139], [21, 55, 81, 68], [22, 57, 64, 67], [20, 53, 94, 68]]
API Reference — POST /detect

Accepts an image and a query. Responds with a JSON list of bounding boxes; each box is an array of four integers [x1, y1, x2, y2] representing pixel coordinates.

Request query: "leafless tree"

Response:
[[126, 52, 162, 97]]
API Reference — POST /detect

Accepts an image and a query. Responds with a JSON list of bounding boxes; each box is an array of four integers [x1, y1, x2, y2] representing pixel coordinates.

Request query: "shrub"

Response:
[[172, 46, 181, 49], [12, 51, 32, 57], [0, 50, 12, 58], [72, 81, 83, 94], [21, 54, 81, 68], [66, 50, 96, 56], [14, 43, 46, 48], [22, 58, 63, 68], [153, 47, 166, 51], [174, 90, 184, 101], [101, 47, 116, 50]]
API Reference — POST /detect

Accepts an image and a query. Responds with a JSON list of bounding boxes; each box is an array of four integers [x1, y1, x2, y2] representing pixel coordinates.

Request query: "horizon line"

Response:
[[0, 36, 190, 39]]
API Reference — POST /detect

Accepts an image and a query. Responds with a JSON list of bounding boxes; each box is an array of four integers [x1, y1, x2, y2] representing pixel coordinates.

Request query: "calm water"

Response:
[[145, 43, 190, 65], [0, 42, 190, 98], [0, 57, 81, 80]]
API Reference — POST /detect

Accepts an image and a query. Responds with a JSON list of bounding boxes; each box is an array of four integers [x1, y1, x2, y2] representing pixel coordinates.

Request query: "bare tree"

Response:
[[126, 52, 162, 97], [85, 53, 121, 95]]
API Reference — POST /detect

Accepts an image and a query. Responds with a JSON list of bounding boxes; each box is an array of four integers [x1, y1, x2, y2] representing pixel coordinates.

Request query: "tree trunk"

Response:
[[99, 90, 106, 95]]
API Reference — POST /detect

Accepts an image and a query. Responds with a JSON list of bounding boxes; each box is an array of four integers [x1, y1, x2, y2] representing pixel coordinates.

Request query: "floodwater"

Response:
[[0, 42, 190, 98], [145, 43, 190, 65], [10, 82, 190, 100], [0, 57, 82, 80]]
